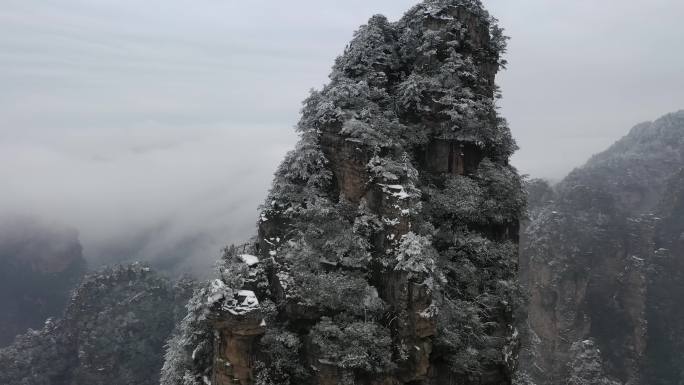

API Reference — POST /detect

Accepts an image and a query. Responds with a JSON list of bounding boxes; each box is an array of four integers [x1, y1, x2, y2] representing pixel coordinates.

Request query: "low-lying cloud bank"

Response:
[[3, 0, 684, 274], [1, 124, 295, 275]]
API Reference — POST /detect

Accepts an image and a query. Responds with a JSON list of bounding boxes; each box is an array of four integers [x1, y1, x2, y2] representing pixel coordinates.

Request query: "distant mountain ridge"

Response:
[[560, 110, 684, 214], [518, 110, 684, 385], [0, 263, 193, 385]]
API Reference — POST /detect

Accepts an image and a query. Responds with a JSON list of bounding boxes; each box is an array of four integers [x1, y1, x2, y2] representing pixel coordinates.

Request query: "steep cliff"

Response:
[[518, 111, 684, 385], [162, 1, 524, 385], [0, 218, 86, 346], [0, 263, 193, 385], [644, 169, 684, 384]]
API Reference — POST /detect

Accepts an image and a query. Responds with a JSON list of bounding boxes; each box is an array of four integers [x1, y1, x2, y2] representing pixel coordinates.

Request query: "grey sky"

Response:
[[1, 0, 683, 274]]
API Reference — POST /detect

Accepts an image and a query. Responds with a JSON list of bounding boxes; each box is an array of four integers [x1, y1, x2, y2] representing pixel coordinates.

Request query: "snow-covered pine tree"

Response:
[[567, 340, 621, 385]]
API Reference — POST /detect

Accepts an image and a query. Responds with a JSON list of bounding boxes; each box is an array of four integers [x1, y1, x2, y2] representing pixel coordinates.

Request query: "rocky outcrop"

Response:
[[210, 288, 266, 385], [162, 1, 524, 385], [0, 263, 193, 385], [518, 111, 684, 385]]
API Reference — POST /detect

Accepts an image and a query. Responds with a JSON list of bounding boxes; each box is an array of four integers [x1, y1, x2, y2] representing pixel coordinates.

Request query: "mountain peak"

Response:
[[162, 2, 523, 385]]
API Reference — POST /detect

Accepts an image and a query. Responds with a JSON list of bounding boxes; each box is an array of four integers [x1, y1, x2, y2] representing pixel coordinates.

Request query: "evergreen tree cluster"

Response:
[[163, 1, 524, 384], [0, 263, 193, 385]]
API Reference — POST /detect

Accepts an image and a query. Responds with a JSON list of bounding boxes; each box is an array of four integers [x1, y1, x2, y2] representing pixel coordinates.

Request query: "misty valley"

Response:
[[2, 1, 684, 385]]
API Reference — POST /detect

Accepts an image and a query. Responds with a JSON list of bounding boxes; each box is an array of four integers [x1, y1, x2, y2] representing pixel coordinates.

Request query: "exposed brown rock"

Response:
[[211, 293, 266, 385], [320, 132, 372, 203]]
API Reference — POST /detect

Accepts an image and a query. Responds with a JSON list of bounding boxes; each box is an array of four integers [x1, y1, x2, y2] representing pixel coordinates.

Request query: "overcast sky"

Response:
[[1, 0, 683, 274]]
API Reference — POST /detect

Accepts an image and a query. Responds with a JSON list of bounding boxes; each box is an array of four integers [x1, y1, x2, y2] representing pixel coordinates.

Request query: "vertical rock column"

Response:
[[211, 291, 265, 385]]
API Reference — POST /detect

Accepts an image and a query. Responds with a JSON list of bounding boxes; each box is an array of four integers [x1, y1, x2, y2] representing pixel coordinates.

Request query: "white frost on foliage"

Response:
[[379, 184, 411, 200], [207, 279, 230, 306], [277, 271, 293, 294], [419, 303, 439, 319], [394, 232, 436, 276], [238, 254, 260, 266], [383, 217, 400, 226]]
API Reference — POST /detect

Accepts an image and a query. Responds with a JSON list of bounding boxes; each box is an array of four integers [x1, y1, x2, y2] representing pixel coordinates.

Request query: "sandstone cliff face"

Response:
[[518, 111, 684, 385], [162, 1, 524, 385]]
